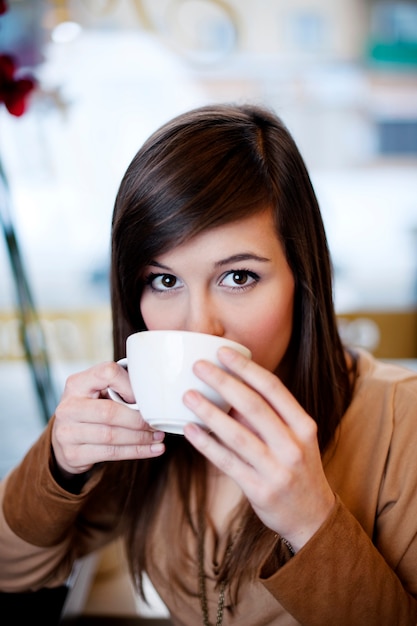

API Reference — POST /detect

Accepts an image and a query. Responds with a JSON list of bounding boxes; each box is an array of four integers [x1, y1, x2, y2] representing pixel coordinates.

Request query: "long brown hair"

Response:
[[110, 103, 353, 598]]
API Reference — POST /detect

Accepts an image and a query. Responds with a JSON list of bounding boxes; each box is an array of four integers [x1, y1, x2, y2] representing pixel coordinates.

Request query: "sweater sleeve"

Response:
[[258, 362, 417, 625], [259, 495, 417, 625], [0, 418, 121, 592]]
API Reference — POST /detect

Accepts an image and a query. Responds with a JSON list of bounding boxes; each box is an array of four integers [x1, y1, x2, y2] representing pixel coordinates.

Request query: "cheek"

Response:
[[140, 293, 184, 331], [140, 294, 164, 329], [241, 299, 294, 372]]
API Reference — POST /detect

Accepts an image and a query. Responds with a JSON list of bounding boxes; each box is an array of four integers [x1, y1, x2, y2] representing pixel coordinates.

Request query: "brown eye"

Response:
[[232, 271, 248, 285], [161, 274, 177, 288], [145, 272, 182, 291], [220, 270, 259, 290]]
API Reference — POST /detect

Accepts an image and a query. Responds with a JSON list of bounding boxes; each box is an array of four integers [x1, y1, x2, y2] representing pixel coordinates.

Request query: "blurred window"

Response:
[[369, 1, 417, 66], [287, 11, 326, 53], [377, 119, 417, 155]]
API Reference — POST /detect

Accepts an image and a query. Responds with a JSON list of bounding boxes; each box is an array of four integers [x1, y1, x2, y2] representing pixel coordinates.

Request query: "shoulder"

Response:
[[354, 347, 417, 383], [352, 348, 417, 417], [324, 349, 417, 534]]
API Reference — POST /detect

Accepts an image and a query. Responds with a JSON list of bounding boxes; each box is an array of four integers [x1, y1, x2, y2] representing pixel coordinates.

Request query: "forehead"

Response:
[[152, 209, 284, 266]]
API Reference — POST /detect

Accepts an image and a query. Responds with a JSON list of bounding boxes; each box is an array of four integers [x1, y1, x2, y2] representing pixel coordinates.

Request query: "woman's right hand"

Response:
[[51, 361, 166, 476]]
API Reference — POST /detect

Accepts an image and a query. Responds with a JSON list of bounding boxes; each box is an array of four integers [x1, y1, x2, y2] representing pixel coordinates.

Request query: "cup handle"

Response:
[[107, 358, 140, 411]]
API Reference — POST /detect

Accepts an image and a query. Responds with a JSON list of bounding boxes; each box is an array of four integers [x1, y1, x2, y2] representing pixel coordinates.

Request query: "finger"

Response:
[[62, 362, 135, 403], [58, 440, 166, 473], [183, 417, 258, 488], [191, 358, 291, 443], [59, 414, 165, 448], [184, 389, 278, 478], [53, 397, 166, 474], [56, 395, 152, 432], [183, 391, 325, 527], [218, 347, 312, 435]]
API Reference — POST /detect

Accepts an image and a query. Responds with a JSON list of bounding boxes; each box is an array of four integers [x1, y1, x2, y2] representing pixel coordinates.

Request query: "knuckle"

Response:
[[104, 445, 119, 460], [233, 381, 264, 416], [135, 444, 154, 459], [217, 453, 235, 474], [305, 419, 318, 442], [296, 416, 318, 449], [98, 361, 124, 388], [55, 419, 72, 443], [100, 397, 120, 424], [288, 441, 304, 464], [230, 427, 249, 451], [261, 374, 281, 399], [100, 360, 121, 379], [54, 404, 74, 437], [61, 445, 79, 468], [99, 424, 115, 445], [63, 372, 81, 395]]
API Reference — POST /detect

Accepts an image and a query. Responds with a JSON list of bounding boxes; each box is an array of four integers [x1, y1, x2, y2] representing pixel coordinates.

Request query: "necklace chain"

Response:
[[198, 515, 234, 626]]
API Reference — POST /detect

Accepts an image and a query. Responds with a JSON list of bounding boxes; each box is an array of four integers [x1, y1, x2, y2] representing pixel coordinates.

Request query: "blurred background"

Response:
[[1, 0, 417, 476]]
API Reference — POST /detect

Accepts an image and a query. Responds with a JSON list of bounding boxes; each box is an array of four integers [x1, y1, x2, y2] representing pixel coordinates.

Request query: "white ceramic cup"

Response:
[[107, 330, 252, 435]]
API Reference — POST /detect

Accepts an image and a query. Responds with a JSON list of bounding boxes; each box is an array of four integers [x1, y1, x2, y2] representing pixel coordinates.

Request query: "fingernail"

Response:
[[184, 422, 202, 437], [218, 346, 236, 360], [151, 443, 165, 453], [183, 390, 200, 407], [152, 430, 165, 441], [193, 360, 212, 375]]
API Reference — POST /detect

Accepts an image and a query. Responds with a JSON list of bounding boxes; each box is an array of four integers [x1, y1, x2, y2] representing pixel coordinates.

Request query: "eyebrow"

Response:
[[147, 253, 271, 271], [214, 253, 270, 267]]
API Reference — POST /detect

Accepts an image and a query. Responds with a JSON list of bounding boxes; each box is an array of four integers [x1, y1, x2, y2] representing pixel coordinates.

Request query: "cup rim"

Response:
[[127, 330, 251, 356]]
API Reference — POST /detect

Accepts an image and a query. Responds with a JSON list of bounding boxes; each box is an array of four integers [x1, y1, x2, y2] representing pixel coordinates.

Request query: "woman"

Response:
[[1, 103, 416, 625]]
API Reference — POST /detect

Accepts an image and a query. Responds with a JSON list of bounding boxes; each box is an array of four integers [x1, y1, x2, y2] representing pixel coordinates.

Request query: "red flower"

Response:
[[0, 54, 36, 116], [0, 1, 7, 16]]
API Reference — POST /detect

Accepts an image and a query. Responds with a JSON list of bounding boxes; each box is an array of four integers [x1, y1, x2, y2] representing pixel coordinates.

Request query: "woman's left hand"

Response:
[[183, 346, 336, 553]]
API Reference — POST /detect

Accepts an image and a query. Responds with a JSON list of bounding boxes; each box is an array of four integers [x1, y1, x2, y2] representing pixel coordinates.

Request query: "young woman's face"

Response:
[[140, 209, 295, 373]]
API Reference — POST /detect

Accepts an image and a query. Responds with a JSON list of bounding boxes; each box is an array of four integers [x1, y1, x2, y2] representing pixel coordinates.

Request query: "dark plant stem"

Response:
[[0, 157, 57, 424]]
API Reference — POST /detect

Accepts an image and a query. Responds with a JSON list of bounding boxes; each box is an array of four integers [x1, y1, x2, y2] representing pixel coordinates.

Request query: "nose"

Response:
[[184, 294, 224, 337]]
